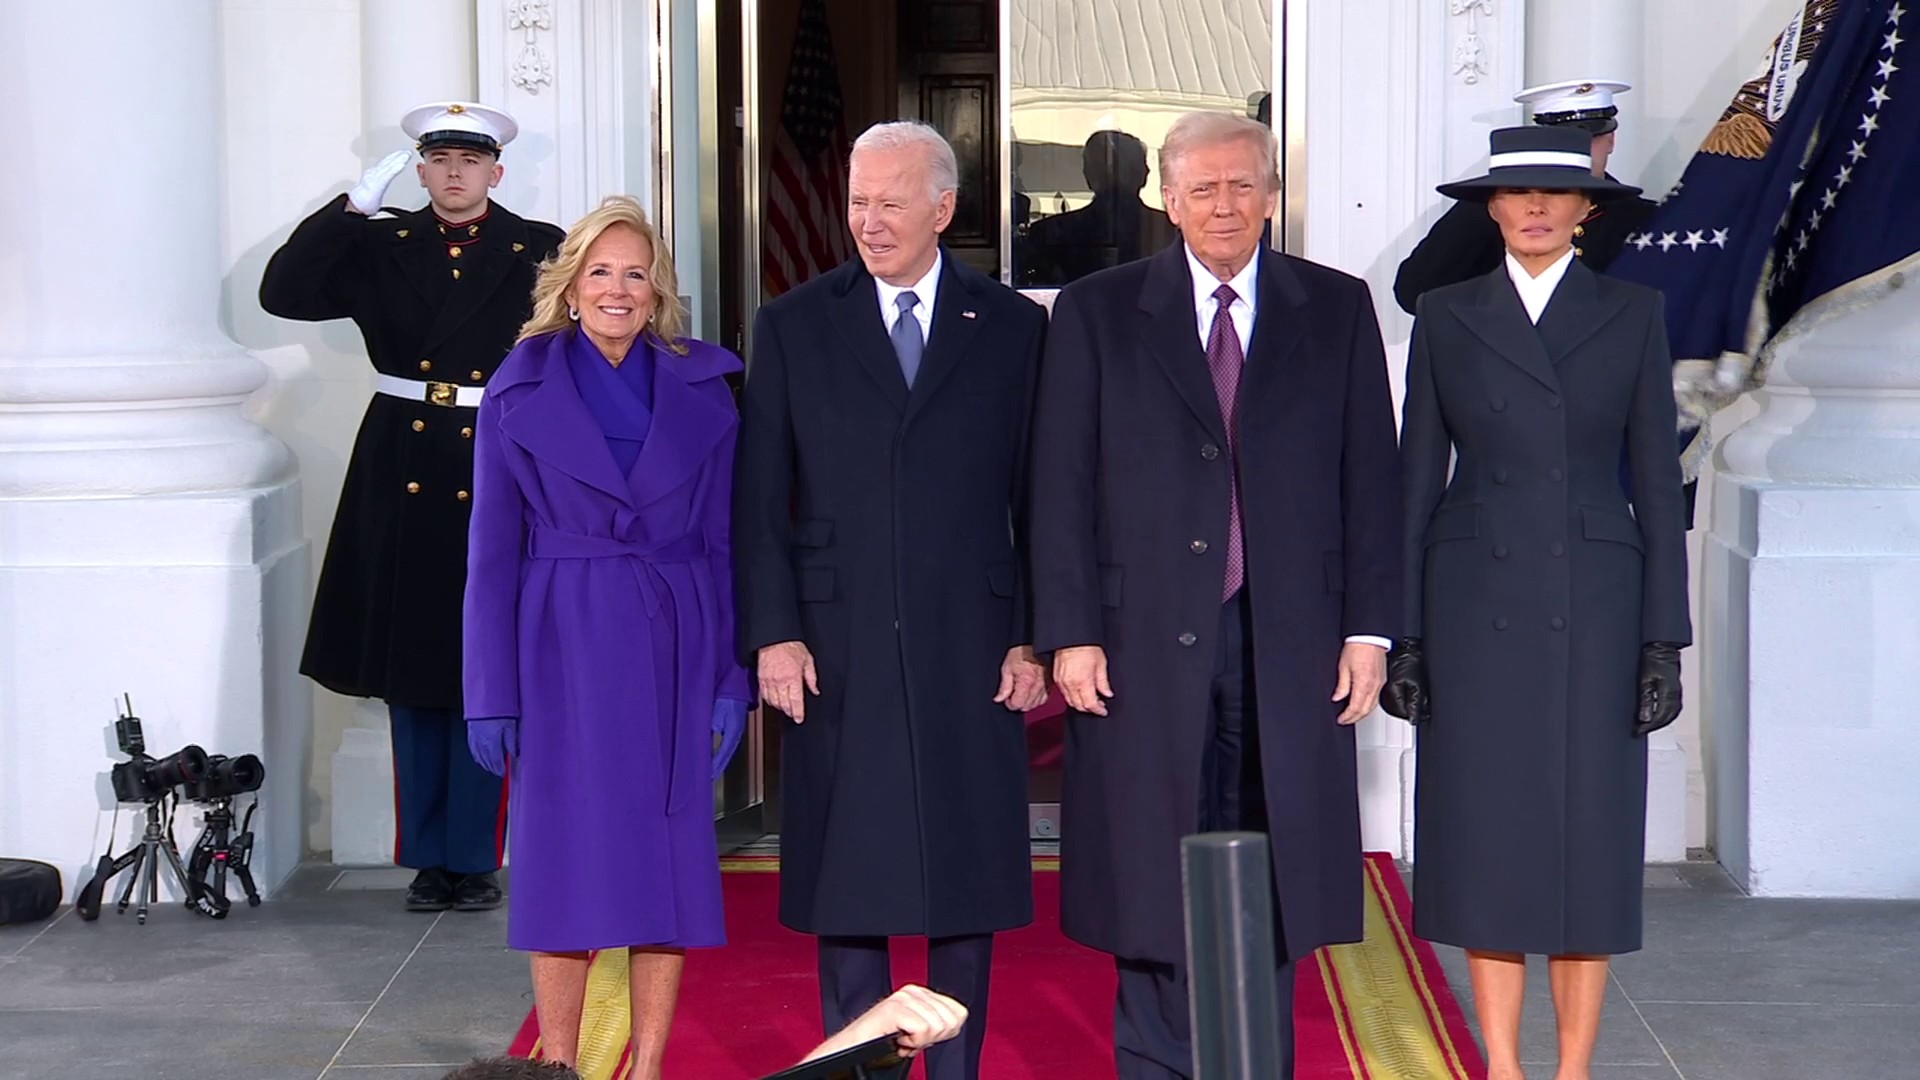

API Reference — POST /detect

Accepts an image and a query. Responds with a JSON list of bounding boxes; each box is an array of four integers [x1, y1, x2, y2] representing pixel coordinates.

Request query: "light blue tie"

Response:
[[891, 292, 924, 388]]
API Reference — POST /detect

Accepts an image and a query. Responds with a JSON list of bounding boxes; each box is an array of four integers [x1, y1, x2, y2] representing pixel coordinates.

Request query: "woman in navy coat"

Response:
[[1382, 126, 1690, 1080]]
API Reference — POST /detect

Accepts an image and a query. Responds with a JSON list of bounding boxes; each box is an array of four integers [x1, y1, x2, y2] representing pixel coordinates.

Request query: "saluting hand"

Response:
[[346, 150, 413, 216], [1053, 645, 1113, 716], [1332, 642, 1388, 726], [757, 640, 820, 723], [995, 645, 1049, 712]]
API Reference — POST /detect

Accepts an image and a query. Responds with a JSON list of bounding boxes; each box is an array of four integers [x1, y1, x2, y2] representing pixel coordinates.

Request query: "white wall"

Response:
[[218, 0, 372, 856]]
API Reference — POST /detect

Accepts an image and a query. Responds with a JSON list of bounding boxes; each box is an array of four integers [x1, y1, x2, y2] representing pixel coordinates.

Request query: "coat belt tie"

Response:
[[524, 527, 709, 618]]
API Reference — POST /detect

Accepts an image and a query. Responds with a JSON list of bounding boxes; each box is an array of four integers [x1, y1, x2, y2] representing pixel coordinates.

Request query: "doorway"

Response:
[[681, 0, 1299, 841]]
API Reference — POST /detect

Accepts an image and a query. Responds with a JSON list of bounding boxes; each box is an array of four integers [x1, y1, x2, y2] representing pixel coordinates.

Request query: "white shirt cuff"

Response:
[[1344, 634, 1392, 650]]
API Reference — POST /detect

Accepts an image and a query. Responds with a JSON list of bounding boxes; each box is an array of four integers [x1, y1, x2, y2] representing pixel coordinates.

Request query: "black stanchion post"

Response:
[[1182, 831, 1281, 1079]]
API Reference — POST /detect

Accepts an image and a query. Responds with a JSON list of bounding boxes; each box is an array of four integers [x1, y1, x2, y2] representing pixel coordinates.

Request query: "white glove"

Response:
[[346, 150, 413, 216]]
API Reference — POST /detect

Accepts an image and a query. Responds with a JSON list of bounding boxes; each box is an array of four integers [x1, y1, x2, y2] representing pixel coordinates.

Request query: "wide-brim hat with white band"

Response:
[[1436, 126, 1643, 202], [1517, 78, 1631, 135], [400, 101, 518, 156]]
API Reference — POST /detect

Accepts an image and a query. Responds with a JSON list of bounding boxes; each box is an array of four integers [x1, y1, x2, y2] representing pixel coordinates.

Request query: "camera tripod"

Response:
[[185, 797, 260, 918], [81, 799, 195, 924]]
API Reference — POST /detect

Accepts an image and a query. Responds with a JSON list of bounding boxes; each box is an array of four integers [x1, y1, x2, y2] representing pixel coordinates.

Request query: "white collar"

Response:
[[875, 250, 943, 324], [1504, 248, 1576, 323], [1185, 244, 1260, 311]]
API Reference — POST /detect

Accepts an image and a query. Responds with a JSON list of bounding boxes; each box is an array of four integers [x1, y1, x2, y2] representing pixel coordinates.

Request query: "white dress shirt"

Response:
[[1505, 248, 1575, 324], [876, 251, 942, 342], [1183, 245, 1392, 654]]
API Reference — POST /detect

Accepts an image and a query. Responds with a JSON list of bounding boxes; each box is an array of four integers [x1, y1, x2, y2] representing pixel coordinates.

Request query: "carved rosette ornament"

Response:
[[508, 0, 553, 93], [1451, 0, 1496, 85]]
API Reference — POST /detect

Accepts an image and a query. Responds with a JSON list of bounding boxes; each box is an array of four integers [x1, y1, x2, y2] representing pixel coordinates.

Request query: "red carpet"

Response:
[[509, 855, 1483, 1078]]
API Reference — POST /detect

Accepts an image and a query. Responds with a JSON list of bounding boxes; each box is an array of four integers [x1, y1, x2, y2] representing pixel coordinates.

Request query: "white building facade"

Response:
[[8, 0, 1906, 902]]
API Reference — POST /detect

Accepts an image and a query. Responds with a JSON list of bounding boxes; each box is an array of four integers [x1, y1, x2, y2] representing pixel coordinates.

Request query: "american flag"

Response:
[[764, 0, 854, 297]]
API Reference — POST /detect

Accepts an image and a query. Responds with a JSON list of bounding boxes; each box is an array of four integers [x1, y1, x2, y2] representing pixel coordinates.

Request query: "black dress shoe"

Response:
[[404, 868, 455, 912], [452, 871, 503, 911]]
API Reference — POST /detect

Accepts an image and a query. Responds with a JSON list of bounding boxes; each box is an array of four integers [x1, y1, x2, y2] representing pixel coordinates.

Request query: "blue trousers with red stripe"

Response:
[[389, 704, 507, 874]]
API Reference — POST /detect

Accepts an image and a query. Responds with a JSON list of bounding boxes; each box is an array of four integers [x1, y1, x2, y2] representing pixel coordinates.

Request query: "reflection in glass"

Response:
[[1008, 1, 1275, 288]]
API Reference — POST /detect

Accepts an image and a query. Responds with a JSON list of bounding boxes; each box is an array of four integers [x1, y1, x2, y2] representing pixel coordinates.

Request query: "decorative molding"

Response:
[[1450, 0, 1496, 84], [507, 0, 554, 93]]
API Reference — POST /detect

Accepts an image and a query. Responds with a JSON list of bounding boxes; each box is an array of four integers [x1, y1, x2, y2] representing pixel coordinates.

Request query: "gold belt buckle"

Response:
[[425, 381, 458, 407]]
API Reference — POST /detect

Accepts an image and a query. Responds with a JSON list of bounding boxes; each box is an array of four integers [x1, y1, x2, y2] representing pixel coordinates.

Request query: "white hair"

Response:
[[1158, 111, 1280, 191], [850, 120, 960, 202]]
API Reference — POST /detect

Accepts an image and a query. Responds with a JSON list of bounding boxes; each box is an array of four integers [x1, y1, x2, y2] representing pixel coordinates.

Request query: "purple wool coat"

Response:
[[463, 327, 750, 953]]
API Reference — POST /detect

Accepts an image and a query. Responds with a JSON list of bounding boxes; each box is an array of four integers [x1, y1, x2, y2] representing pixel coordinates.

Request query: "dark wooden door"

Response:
[[896, 0, 999, 277]]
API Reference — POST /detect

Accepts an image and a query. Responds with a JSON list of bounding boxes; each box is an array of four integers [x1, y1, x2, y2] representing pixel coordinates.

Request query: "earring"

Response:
[[648, 311, 656, 324], [568, 306, 579, 320]]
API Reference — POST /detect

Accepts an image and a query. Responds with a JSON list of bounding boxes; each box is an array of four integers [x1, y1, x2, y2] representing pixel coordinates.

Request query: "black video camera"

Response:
[[107, 697, 209, 804], [182, 754, 264, 803]]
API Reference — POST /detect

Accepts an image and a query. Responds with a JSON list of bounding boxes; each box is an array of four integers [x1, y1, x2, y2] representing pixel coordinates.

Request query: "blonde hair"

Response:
[[1158, 111, 1280, 193], [519, 195, 689, 353]]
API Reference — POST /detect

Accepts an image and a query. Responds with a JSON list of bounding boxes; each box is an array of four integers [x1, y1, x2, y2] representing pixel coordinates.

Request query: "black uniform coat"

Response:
[[1391, 191, 1657, 315], [733, 253, 1046, 938], [260, 195, 564, 710], [1400, 261, 1691, 955], [1029, 244, 1402, 965]]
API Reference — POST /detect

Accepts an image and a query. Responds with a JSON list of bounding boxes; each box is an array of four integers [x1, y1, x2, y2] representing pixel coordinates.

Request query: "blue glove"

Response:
[[467, 717, 519, 777], [711, 699, 749, 780]]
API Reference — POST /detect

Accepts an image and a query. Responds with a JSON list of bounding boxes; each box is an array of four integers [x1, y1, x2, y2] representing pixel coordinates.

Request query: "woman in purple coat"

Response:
[[461, 194, 750, 1076]]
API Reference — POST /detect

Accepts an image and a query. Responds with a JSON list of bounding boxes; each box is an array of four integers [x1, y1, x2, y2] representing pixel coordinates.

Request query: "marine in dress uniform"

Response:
[[259, 102, 564, 912]]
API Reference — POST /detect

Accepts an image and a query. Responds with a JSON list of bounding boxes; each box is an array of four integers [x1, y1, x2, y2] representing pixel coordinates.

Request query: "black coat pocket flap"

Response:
[[1423, 504, 1481, 547], [798, 566, 836, 602], [793, 519, 834, 548], [1581, 506, 1645, 550], [987, 563, 1017, 598]]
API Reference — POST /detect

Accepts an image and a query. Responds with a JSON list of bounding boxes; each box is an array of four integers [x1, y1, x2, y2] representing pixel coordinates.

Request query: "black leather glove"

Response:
[[1380, 638, 1430, 724], [1634, 642, 1684, 736]]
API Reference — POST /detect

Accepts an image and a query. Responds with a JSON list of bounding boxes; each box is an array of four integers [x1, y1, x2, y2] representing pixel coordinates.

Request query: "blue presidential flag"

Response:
[[1608, 0, 1920, 475]]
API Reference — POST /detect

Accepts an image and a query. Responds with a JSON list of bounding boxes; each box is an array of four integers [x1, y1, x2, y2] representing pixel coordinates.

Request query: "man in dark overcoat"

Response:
[[732, 120, 1048, 1080], [1028, 110, 1402, 1079], [259, 101, 563, 912]]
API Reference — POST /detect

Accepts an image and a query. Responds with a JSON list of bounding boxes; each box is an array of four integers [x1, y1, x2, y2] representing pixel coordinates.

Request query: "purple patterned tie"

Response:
[[1206, 284, 1245, 601]]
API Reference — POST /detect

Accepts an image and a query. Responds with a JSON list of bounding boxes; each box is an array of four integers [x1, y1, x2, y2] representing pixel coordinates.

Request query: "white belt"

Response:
[[376, 373, 484, 409]]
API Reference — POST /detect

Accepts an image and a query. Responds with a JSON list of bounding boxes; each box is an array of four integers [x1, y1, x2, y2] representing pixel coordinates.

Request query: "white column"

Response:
[[1526, 0, 1656, 181], [363, 0, 478, 177], [0, 0, 308, 898], [1707, 297, 1920, 898]]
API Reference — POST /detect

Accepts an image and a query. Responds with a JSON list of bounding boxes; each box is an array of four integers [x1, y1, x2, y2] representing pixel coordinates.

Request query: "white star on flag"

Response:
[[1633, 233, 1653, 251], [1893, 4, 1908, 25], [1683, 231, 1706, 251], [1861, 112, 1883, 136], [1871, 85, 1893, 107], [1658, 232, 1679, 251], [1848, 140, 1870, 163], [1811, 208, 1825, 230], [1879, 58, 1901, 81], [1887, 30, 1906, 52], [1822, 187, 1841, 209], [1838, 164, 1855, 187], [1711, 229, 1729, 248], [1786, 248, 1800, 271], [1796, 229, 1812, 252]]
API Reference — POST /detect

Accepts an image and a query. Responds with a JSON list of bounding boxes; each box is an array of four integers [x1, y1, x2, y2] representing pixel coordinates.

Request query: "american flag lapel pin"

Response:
[[962, 310, 977, 319]]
